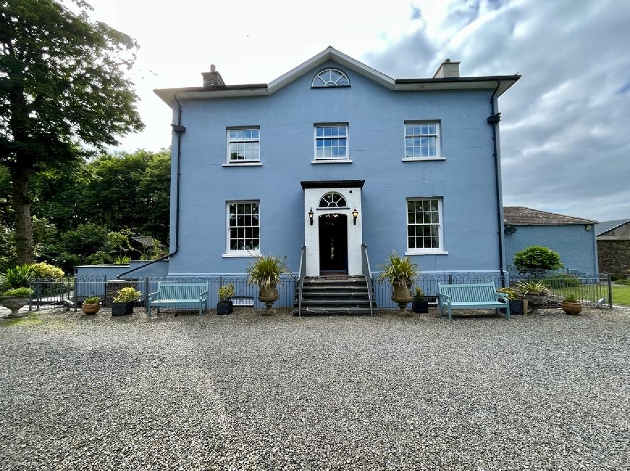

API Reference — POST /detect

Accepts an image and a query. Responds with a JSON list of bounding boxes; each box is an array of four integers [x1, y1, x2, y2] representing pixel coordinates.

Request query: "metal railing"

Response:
[[297, 246, 306, 317], [361, 244, 374, 316]]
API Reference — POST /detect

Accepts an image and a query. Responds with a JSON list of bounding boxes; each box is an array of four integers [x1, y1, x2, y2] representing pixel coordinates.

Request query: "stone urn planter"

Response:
[[391, 282, 413, 315], [258, 284, 279, 311], [1, 296, 29, 318], [524, 295, 547, 314]]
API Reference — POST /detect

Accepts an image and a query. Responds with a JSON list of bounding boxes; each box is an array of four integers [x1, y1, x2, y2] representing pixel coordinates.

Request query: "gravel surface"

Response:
[[0, 306, 629, 470]]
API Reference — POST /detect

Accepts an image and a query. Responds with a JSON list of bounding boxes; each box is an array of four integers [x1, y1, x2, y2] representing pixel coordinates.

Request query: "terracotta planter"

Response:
[[81, 303, 101, 315], [1, 297, 29, 318], [561, 301, 582, 315]]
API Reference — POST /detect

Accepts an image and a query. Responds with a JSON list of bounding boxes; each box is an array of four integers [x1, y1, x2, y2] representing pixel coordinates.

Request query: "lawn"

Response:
[[612, 284, 630, 305]]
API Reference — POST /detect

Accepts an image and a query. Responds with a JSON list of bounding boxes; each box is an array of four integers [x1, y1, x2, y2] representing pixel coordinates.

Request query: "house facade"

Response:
[[154, 47, 519, 305], [503, 206, 598, 275], [595, 219, 630, 277]]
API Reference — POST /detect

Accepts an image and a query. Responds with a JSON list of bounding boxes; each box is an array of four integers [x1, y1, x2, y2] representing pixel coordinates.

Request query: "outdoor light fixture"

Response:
[[309, 208, 314, 226], [352, 208, 358, 225]]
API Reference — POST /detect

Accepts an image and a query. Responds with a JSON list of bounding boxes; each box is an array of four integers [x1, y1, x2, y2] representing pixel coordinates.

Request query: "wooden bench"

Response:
[[147, 282, 209, 316], [438, 282, 509, 321]]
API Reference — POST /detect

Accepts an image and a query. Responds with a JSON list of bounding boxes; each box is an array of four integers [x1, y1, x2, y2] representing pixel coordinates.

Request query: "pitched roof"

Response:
[[504, 206, 596, 226], [154, 46, 520, 106], [594, 219, 630, 236]]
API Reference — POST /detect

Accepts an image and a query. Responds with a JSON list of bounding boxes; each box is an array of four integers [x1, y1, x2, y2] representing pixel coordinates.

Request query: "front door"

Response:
[[318, 213, 348, 273]]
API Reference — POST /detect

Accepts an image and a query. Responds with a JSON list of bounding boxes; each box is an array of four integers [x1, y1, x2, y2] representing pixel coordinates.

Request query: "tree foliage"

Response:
[[513, 246, 564, 274], [0, 0, 144, 263]]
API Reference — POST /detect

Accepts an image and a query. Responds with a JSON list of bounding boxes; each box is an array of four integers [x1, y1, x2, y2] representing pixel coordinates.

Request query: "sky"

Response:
[[85, 0, 630, 223]]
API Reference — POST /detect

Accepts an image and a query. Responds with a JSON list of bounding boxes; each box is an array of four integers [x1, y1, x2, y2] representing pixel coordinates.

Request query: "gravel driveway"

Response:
[[1, 306, 629, 470]]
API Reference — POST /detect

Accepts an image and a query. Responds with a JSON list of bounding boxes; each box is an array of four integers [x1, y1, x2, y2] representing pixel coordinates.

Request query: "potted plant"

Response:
[[112, 287, 141, 316], [1, 287, 34, 318], [378, 251, 418, 314], [82, 295, 101, 315], [497, 287, 525, 315], [561, 293, 582, 315], [517, 280, 550, 314], [411, 286, 429, 313], [246, 254, 289, 311], [217, 283, 235, 315]]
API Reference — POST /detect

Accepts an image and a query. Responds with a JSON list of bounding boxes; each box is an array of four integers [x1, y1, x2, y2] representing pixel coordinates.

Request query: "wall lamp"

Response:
[[352, 208, 358, 225], [308, 208, 314, 226]]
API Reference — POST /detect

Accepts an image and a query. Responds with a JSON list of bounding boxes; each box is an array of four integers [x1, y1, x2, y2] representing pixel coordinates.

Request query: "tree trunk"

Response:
[[11, 167, 34, 264]]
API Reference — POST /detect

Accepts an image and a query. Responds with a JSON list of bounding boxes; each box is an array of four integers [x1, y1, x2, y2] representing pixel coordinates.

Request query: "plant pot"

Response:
[[412, 300, 429, 313], [524, 294, 547, 314], [500, 299, 525, 315], [561, 301, 582, 315], [258, 284, 279, 309], [112, 301, 134, 316], [82, 303, 101, 315], [392, 282, 412, 313], [1, 297, 29, 318], [217, 300, 233, 315]]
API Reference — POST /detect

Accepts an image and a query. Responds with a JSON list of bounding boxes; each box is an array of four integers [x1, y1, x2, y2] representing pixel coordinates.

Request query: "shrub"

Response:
[[84, 295, 101, 304], [246, 254, 289, 288], [517, 280, 550, 296], [30, 262, 65, 279], [4, 264, 34, 289], [413, 286, 425, 300], [513, 246, 563, 274], [218, 283, 235, 301], [2, 287, 34, 298], [563, 294, 578, 303], [113, 287, 142, 303], [498, 287, 521, 300], [378, 251, 419, 287]]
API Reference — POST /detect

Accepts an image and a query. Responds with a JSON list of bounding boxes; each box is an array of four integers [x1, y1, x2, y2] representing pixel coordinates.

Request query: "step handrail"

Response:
[[297, 246, 306, 317], [361, 243, 374, 316]]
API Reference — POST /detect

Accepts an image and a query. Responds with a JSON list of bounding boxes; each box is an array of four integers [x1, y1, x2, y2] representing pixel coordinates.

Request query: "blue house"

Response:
[[503, 206, 598, 276], [153, 47, 520, 308]]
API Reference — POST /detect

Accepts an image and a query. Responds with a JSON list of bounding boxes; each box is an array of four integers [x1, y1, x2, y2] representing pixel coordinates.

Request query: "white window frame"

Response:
[[313, 123, 349, 162], [226, 127, 260, 165], [405, 198, 447, 255], [224, 201, 260, 257], [311, 68, 351, 88], [403, 121, 443, 161]]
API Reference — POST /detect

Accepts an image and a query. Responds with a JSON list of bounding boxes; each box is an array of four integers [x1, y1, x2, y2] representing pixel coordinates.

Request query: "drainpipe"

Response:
[[116, 94, 185, 279], [487, 80, 505, 287]]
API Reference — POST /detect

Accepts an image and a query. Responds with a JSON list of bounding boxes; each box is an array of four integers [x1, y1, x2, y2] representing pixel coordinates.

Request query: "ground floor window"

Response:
[[407, 198, 443, 252], [227, 201, 260, 253]]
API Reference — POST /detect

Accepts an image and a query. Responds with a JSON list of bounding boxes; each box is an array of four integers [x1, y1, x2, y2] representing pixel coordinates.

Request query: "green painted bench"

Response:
[[147, 282, 209, 316], [438, 282, 509, 321]]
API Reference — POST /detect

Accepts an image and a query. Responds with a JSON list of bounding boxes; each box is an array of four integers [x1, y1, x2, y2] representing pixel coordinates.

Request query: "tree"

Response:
[[513, 246, 563, 275], [0, 0, 144, 264]]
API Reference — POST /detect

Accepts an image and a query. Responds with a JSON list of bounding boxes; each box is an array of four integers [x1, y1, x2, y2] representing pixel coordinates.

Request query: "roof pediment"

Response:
[[154, 46, 520, 106]]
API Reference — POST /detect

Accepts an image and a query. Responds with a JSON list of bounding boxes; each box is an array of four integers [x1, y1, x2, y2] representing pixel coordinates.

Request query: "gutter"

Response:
[[488, 80, 506, 287], [116, 95, 185, 279]]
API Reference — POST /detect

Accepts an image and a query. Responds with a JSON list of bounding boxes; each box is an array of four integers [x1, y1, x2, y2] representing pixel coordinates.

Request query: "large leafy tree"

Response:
[[0, 0, 144, 264]]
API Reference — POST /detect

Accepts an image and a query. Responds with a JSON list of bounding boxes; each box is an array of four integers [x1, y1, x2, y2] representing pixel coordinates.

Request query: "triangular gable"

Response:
[[268, 46, 394, 94]]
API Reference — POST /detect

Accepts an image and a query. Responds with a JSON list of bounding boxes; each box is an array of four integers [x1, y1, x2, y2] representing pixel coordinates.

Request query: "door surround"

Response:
[[301, 180, 364, 277]]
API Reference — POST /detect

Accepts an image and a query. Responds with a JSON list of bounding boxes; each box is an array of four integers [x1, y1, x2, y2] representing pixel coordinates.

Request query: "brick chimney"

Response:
[[202, 64, 226, 88], [433, 59, 460, 78]]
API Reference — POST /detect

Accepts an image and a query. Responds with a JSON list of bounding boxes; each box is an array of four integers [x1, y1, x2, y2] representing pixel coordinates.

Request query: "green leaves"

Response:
[[513, 246, 563, 274]]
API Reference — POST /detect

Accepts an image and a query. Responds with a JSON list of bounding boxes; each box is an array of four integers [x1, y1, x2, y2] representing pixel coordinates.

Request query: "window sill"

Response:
[[405, 250, 448, 256], [402, 157, 446, 162], [222, 252, 260, 258], [311, 159, 353, 164], [222, 162, 262, 167]]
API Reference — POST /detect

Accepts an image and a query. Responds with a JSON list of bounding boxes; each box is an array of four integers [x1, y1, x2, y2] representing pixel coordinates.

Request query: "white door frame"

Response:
[[302, 180, 364, 277]]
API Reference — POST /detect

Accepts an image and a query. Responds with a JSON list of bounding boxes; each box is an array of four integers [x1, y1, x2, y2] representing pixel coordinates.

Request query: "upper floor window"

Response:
[[404, 122, 441, 159], [312, 68, 350, 88], [319, 192, 347, 208], [314, 124, 348, 160], [227, 127, 260, 163], [227, 201, 260, 253], [407, 198, 444, 253]]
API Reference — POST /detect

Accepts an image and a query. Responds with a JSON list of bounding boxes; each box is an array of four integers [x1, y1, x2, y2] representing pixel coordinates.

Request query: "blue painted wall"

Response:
[[167, 60, 504, 282], [504, 225, 598, 275]]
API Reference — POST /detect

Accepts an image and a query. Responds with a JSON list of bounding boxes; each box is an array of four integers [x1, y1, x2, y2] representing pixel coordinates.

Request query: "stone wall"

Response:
[[597, 239, 630, 277]]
